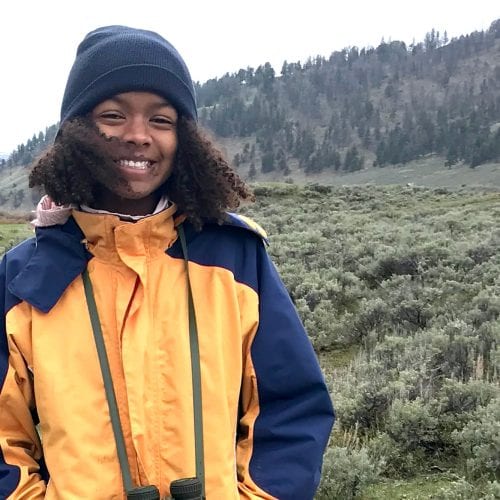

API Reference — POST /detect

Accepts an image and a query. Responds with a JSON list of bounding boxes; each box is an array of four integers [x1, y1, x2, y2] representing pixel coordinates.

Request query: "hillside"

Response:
[[1, 19, 500, 209], [198, 19, 500, 176]]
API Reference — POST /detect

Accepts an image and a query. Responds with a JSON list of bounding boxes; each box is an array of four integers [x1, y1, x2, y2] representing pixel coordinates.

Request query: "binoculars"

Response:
[[127, 477, 203, 500]]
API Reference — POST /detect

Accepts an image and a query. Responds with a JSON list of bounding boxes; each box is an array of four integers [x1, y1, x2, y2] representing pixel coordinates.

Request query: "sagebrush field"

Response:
[[2, 184, 499, 499], [241, 184, 500, 499]]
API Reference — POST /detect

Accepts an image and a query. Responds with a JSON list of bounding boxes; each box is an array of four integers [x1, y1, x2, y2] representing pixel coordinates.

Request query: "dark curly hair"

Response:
[[29, 117, 254, 228]]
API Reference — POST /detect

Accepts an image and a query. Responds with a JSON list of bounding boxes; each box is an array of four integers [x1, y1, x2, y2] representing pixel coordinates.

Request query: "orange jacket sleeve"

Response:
[[0, 255, 46, 499]]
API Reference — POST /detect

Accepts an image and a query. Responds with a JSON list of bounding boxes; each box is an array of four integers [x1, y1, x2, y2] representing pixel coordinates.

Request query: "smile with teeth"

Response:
[[118, 159, 153, 170]]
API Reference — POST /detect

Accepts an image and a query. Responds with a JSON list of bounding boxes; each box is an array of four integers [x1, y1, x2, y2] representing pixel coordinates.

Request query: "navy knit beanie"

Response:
[[60, 25, 197, 124]]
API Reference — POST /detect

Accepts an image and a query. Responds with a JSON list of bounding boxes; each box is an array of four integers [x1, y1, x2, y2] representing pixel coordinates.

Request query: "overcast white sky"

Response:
[[0, 0, 498, 153]]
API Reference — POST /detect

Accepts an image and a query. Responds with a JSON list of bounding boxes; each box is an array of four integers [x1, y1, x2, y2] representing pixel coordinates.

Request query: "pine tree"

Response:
[[248, 161, 257, 179], [261, 150, 275, 173]]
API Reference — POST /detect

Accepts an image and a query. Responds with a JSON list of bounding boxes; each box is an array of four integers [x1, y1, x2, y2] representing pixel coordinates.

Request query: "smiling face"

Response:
[[91, 91, 178, 215]]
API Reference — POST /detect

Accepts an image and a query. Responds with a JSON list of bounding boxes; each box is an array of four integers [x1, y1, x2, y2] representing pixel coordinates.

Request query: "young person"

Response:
[[0, 26, 334, 499]]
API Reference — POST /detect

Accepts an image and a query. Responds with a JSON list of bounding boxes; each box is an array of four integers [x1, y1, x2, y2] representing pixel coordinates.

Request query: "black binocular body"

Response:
[[126, 477, 203, 500]]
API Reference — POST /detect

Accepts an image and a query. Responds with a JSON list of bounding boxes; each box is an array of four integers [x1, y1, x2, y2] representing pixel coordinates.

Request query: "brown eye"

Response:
[[151, 116, 176, 127], [100, 112, 124, 120]]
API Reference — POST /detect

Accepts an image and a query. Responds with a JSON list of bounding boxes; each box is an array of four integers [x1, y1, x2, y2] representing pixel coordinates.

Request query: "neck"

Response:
[[92, 192, 161, 216]]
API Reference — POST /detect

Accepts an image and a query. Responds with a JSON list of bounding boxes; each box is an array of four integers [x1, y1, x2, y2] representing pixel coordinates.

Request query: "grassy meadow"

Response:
[[0, 219, 33, 254], [1, 184, 499, 499]]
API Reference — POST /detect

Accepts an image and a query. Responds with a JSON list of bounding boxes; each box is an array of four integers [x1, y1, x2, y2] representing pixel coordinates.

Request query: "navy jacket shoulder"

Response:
[[3, 214, 267, 312]]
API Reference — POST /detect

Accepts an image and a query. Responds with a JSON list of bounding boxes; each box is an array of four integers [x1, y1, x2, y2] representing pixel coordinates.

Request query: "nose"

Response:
[[122, 117, 151, 146]]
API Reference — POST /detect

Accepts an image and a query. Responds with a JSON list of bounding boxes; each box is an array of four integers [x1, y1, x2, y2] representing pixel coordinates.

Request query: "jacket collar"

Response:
[[8, 210, 263, 313], [72, 204, 179, 265], [8, 217, 90, 313], [9, 205, 184, 313]]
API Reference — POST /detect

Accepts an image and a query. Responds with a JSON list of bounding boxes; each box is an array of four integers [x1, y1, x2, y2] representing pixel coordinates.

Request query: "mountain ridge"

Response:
[[1, 19, 500, 210]]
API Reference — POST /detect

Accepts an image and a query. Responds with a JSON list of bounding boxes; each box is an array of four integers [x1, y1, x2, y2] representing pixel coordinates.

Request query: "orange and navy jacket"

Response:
[[0, 206, 334, 499]]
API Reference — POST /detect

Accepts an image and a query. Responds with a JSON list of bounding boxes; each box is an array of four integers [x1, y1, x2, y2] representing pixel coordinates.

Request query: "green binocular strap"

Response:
[[82, 223, 205, 498]]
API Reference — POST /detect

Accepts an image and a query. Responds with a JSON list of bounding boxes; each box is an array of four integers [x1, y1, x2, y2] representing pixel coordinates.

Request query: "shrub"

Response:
[[366, 431, 417, 477], [431, 379, 499, 450], [453, 397, 500, 481], [386, 398, 440, 456], [316, 446, 384, 500], [351, 298, 389, 343], [334, 360, 393, 431], [365, 252, 422, 286]]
